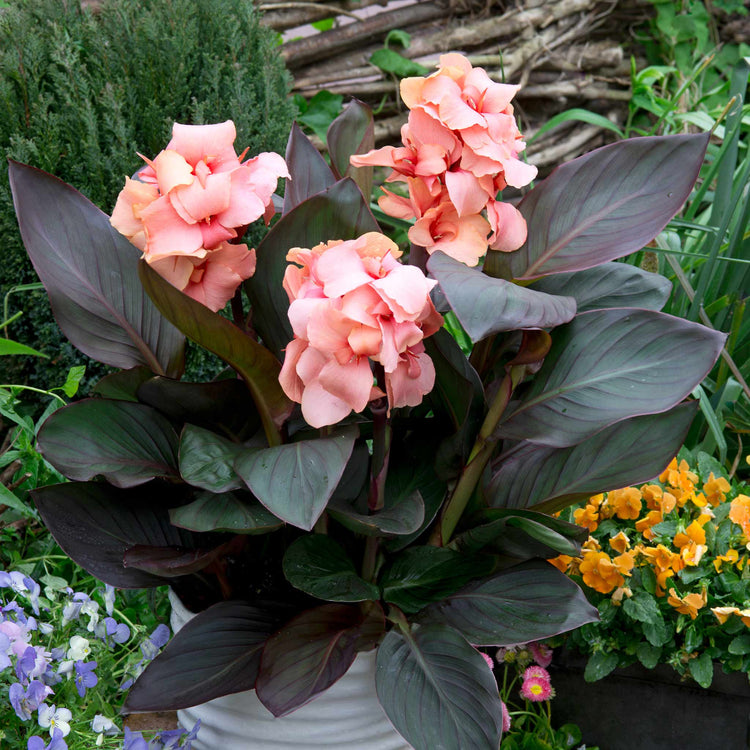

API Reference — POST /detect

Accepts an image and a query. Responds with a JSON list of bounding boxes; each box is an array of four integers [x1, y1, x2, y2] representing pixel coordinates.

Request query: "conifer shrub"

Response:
[[0, 0, 294, 389]]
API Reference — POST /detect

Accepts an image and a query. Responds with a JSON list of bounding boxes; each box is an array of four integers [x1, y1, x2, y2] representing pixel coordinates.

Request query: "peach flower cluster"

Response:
[[279, 232, 443, 428], [111, 121, 288, 311], [351, 53, 536, 266]]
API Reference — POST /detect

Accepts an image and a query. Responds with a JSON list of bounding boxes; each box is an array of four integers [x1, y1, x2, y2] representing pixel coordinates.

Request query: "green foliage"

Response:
[[0, 0, 294, 392], [560, 454, 750, 688]]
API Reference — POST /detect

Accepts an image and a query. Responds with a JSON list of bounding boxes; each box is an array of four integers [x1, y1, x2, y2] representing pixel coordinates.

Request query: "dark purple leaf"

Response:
[[529, 262, 672, 312], [178, 425, 244, 493], [329, 490, 425, 538], [139, 261, 292, 442], [32, 482, 194, 587], [37, 399, 179, 488], [123, 543, 230, 577], [138, 377, 261, 441], [454, 509, 587, 560], [124, 600, 288, 711], [376, 625, 504, 750], [488, 403, 698, 513], [246, 178, 380, 358], [92, 366, 153, 402], [419, 560, 598, 646], [495, 308, 725, 447], [511, 134, 709, 279], [327, 99, 375, 200], [8, 161, 184, 375], [169, 491, 283, 535], [428, 251, 576, 342], [234, 429, 356, 531], [256, 602, 385, 717], [282, 123, 336, 214]]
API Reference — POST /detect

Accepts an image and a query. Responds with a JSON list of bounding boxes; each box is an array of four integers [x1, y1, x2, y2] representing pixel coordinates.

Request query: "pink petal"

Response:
[[169, 171, 232, 224], [185, 243, 255, 312], [371, 264, 436, 322], [300, 381, 353, 429], [139, 196, 205, 259], [151, 149, 194, 195], [318, 355, 374, 413], [487, 201, 528, 253], [350, 145, 398, 169], [279, 338, 309, 403], [306, 303, 354, 358], [110, 178, 159, 248], [399, 76, 427, 110], [348, 324, 382, 357], [444, 170, 491, 217], [438, 53, 472, 79], [316, 244, 373, 298], [200, 220, 237, 250], [385, 345, 435, 410], [501, 157, 538, 189], [214, 167, 268, 228], [288, 296, 325, 340], [167, 121, 240, 171], [147, 254, 196, 290]]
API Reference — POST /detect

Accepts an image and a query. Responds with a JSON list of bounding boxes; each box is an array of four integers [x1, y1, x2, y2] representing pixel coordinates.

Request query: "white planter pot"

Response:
[[169, 590, 411, 750]]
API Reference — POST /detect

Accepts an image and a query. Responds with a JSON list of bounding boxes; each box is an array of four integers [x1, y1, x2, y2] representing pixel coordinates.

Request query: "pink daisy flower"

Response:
[[501, 700, 512, 733], [529, 641, 553, 668], [520, 667, 554, 702]]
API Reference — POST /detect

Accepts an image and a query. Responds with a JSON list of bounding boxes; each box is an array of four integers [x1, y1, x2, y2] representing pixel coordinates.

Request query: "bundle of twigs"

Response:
[[259, 0, 652, 169]]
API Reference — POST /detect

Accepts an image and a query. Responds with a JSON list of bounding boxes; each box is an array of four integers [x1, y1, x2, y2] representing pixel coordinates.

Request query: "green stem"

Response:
[[0, 384, 66, 405], [437, 366, 522, 545]]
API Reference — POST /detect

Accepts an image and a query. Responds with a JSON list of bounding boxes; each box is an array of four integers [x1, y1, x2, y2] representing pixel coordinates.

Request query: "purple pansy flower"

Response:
[[27, 728, 68, 750], [9, 680, 51, 721], [123, 727, 149, 750], [73, 660, 98, 697]]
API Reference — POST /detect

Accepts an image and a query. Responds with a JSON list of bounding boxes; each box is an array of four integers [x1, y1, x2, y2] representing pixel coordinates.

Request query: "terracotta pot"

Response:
[[549, 648, 750, 750], [169, 591, 410, 750]]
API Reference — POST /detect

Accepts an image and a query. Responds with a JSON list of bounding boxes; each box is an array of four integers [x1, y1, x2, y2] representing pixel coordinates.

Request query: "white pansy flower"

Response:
[[67, 635, 91, 661], [38, 703, 72, 737]]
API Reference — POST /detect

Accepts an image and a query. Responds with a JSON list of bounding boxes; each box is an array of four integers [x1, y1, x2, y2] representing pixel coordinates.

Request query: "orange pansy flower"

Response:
[[579, 550, 624, 594], [729, 495, 750, 537], [574, 505, 599, 533], [704, 473, 731, 507], [608, 487, 642, 520], [713, 549, 739, 573], [673, 520, 706, 549], [667, 587, 707, 619], [609, 531, 630, 554]]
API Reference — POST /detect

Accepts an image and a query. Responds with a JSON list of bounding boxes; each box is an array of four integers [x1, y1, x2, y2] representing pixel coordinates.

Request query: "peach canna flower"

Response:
[[111, 121, 288, 312], [279, 233, 443, 428], [350, 53, 535, 265]]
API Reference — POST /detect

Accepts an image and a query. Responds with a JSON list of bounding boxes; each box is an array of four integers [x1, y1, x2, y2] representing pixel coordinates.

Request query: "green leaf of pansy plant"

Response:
[[282, 536, 379, 602], [427, 252, 577, 343], [234, 428, 357, 531], [495, 308, 725, 448], [8, 161, 185, 376], [511, 133, 710, 279], [138, 260, 291, 446]]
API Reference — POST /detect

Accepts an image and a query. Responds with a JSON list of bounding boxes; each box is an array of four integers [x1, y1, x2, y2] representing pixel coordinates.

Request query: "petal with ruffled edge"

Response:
[[150, 149, 194, 195], [147, 254, 197, 291], [110, 178, 159, 250], [167, 121, 240, 172], [169, 171, 232, 224], [385, 344, 435, 410], [318, 355, 374, 413], [371, 264, 437, 322], [139, 196, 205, 260], [183, 242, 257, 312], [316, 242, 374, 298]]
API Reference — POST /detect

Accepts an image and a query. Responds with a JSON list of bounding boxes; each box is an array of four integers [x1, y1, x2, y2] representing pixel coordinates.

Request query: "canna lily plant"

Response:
[[8, 53, 726, 750]]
